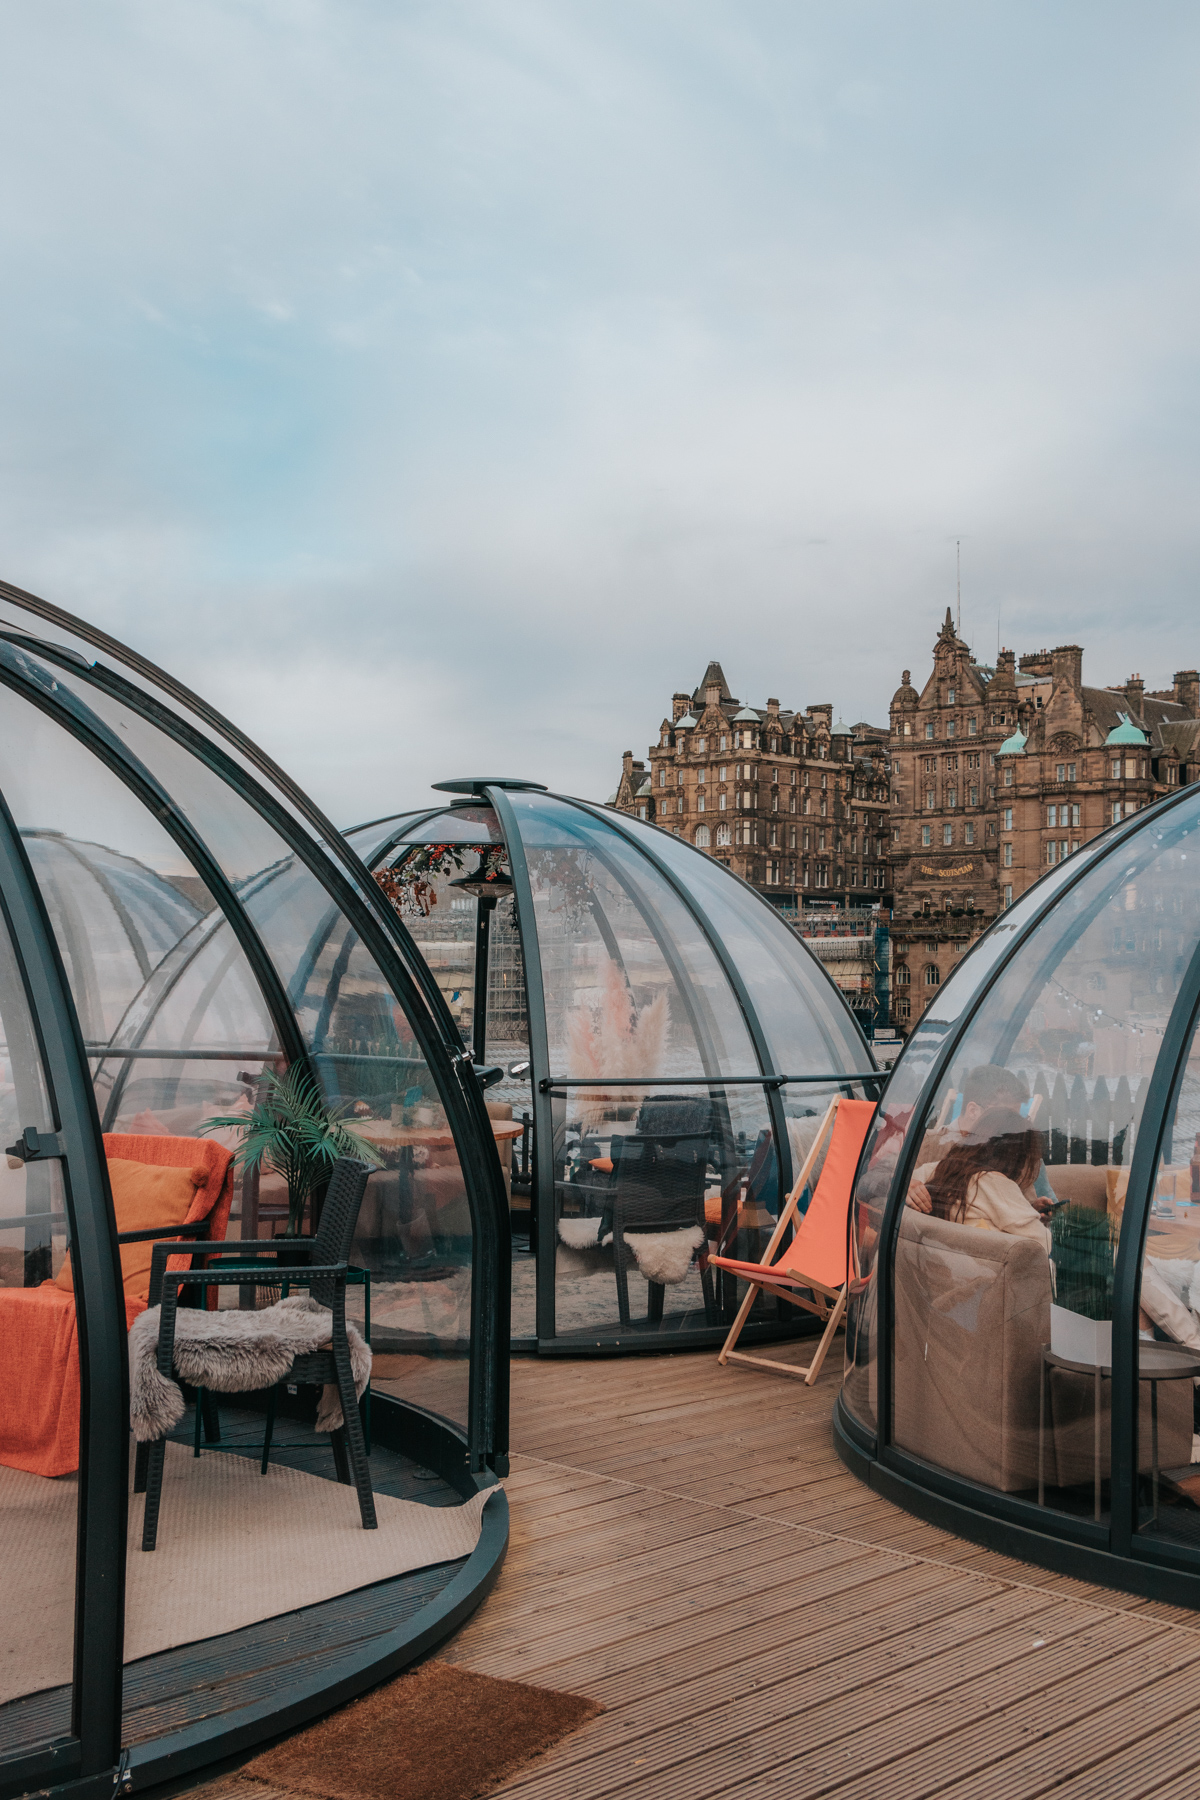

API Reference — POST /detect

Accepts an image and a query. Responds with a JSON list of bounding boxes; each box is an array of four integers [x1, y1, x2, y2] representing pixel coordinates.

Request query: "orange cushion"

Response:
[[54, 1159, 206, 1301]]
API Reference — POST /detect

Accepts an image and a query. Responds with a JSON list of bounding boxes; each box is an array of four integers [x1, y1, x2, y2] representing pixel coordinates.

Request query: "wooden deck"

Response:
[[206, 1344, 1200, 1800]]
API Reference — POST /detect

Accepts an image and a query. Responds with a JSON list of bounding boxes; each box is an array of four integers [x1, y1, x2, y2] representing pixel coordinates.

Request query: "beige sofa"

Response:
[[893, 1206, 1190, 1496]]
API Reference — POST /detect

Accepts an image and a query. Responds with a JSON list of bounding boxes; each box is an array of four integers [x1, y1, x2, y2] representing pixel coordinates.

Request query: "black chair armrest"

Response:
[[118, 1220, 208, 1245], [161, 1261, 350, 1285]]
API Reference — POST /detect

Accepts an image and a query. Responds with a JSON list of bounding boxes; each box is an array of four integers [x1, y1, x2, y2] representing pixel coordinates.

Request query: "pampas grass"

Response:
[[565, 961, 668, 1127]]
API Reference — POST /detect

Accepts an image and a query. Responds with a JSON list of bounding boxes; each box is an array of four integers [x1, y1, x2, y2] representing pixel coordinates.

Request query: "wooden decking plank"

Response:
[[904, 1652, 1200, 1800], [450, 1520, 828, 1655], [459, 1538, 871, 1678], [768, 1625, 1200, 1800], [494, 1586, 1054, 1798]]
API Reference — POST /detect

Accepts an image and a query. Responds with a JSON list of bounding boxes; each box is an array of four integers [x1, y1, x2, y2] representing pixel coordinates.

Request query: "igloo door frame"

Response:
[[834, 782, 1200, 1606]]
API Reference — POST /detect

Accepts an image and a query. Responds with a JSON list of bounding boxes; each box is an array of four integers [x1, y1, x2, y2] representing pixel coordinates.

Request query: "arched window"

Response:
[[924, 965, 941, 986], [716, 823, 732, 846], [894, 964, 910, 987], [695, 825, 711, 847]]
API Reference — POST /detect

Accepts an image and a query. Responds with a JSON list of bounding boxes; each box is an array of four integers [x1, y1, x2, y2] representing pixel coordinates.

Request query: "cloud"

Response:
[[0, 0, 1198, 820]]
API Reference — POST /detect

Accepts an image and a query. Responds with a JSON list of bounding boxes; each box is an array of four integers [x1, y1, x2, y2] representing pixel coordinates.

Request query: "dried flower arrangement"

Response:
[[375, 843, 508, 918], [564, 959, 669, 1127]]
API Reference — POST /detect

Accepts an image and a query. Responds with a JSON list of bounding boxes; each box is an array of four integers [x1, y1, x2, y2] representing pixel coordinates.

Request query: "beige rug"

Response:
[[0, 1445, 499, 1706]]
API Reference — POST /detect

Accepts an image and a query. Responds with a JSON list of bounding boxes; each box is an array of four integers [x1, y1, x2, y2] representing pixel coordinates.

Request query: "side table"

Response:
[[1038, 1342, 1200, 1522]]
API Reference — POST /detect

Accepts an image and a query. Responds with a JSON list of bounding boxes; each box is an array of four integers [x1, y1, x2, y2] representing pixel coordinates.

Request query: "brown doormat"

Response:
[[239, 1661, 603, 1800]]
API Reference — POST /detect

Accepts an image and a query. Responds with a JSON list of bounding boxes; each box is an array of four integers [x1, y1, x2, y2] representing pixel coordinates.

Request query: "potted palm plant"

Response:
[[203, 1065, 382, 1238]]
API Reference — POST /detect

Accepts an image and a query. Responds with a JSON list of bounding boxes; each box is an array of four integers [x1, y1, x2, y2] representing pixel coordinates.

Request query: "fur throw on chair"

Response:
[[129, 1294, 372, 1443], [557, 1217, 705, 1287]]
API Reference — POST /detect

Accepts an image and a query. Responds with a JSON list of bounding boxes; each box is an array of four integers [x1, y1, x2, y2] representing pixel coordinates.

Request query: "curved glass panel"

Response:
[[1136, 994, 1200, 1546], [844, 827, 1139, 1431], [854, 792, 1200, 1518], [0, 908, 76, 1736], [641, 821, 874, 1081], [0, 656, 479, 1433]]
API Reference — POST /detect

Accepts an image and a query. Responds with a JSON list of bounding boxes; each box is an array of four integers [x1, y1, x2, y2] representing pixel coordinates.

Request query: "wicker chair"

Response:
[[136, 1157, 375, 1551]]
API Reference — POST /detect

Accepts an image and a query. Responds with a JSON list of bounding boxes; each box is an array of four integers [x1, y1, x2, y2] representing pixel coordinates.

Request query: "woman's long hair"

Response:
[[926, 1106, 1043, 1224]]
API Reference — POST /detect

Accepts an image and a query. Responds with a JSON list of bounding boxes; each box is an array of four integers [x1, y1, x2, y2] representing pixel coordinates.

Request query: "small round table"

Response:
[[1038, 1342, 1200, 1521]]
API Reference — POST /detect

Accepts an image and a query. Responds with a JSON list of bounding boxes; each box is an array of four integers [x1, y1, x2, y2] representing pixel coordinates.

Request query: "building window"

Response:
[[718, 766, 727, 782], [894, 964, 910, 986], [695, 825, 711, 847], [697, 795, 706, 812], [921, 825, 932, 847], [943, 823, 953, 845], [1004, 767, 1013, 787], [658, 767, 667, 786], [947, 719, 956, 738], [697, 737, 706, 753], [1112, 801, 1122, 824], [968, 717, 977, 736], [821, 773, 828, 790], [947, 788, 957, 808], [677, 797, 684, 813], [719, 735, 727, 750], [716, 823, 731, 846], [1048, 804, 1057, 827], [697, 767, 706, 786], [1068, 762, 1076, 781], [926, 789, 935, 810], [766, 861, 779, 885], [816, 864, 828, 888], [925, 722, 935, 739], [1070, 803, 1080, 826], [948, 687, 956, 705], [892, 827, 900, 845], [965, 823, 974, 845], [718, 793, 726, 810], [1004, 884, 1013, 907], [924, 966, 941, 987], [896, 996, 912, 1021], [638, 805, 646, 819], [1003, 808, 1012, 830], [1047, 841, 1057, 865], [1004, 843, 1013, 867], [1111, 758, 1121, 779], [969, 785, 978, 806]]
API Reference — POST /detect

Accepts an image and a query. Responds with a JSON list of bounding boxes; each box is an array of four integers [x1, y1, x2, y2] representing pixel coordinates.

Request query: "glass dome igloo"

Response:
[[0, 584, 509, 1794], [838, 783, 1200, 1603], [347, 781, 885, 1352]]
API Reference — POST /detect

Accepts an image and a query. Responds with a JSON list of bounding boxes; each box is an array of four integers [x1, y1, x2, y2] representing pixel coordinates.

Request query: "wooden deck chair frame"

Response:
[[716, 1097, 850, 1386]]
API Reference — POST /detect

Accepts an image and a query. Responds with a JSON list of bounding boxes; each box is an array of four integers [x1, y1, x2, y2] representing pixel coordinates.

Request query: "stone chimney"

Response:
[[1050, 645, 1083, 697], [993, 648, 1016, 691], [622, 751, 634, 779], [705, 683, 720, 710], [672, 692, 690, 722], [1125, 674, 1145, 715], [1175, 670, 1200, 717], [766, 697, 780, 715]]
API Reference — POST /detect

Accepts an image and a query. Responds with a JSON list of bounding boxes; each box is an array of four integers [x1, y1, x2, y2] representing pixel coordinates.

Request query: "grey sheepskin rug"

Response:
[[556, 1217, 705, 1286], [129, 1293, 372, 1443]]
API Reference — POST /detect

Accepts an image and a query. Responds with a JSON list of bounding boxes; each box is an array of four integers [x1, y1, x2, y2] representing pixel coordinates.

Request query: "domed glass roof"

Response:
[[0, 585, 508, 1781], [840, 784, 1200, 1598], [348, 786, 882, 1351]]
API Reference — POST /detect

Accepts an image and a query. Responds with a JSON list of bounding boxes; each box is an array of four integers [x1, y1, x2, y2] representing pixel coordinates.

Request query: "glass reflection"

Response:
[[878, 793, 1200, 1518]]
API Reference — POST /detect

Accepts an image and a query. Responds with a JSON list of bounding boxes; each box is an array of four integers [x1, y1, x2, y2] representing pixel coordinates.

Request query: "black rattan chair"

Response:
[[136, 1156, 376, 1551], [599, 1095, 717, 1327]]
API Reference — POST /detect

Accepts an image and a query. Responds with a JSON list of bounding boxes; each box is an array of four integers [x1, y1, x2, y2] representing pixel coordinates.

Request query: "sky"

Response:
[[1, 1, 1198, 825]]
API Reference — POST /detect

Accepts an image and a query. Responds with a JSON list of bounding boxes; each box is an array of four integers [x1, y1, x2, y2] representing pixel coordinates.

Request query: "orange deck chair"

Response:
[[0, 1133, 234, 1478], [711, 1095, 876, 1385]]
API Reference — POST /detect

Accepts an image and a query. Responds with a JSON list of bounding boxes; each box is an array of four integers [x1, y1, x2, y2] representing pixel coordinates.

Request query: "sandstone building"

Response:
[[887, 610, 1200, 1027], [610, 661, 891, 909]]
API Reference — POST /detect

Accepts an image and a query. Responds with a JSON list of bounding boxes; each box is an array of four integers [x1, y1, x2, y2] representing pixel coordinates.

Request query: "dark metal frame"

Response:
[[357, 784, 882, 1352], [0, 630, 509, 1476], [0, 791, 128, 1800], [834, 783, 1200, 1605], [0, 594, 514, 1798]]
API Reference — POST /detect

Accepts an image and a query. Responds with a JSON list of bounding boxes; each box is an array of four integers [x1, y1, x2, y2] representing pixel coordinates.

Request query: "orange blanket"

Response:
[[0, 1134, 234, 1478]]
